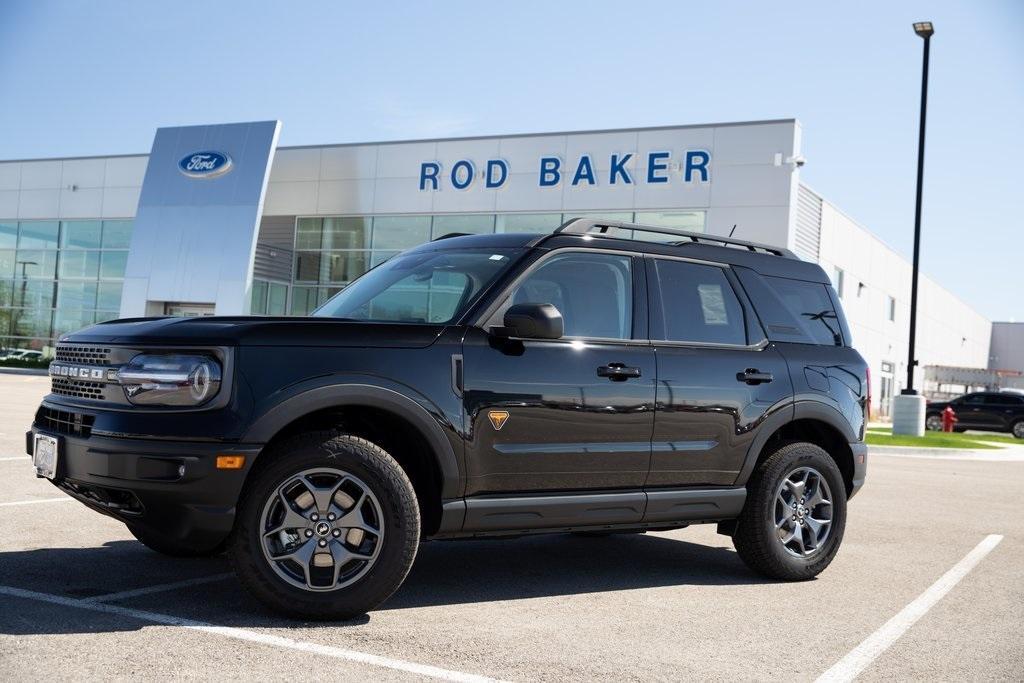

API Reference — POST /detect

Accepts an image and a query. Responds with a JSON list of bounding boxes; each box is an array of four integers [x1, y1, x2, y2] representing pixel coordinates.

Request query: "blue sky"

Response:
[[1, 1, 1021, 320]]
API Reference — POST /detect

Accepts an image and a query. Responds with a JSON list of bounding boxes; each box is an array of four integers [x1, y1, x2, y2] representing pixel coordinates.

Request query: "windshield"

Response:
[[313, 248, 522, 323]]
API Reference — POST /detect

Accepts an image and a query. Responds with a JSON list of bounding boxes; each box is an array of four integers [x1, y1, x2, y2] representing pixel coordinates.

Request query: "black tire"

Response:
[[1012, 420, 1024, 439], [128, 525, 225, 558], [732, 442, 847, 581], [925, 413, 942, 431], [953, 427, 967, 433], [229, 432, 420, 620]]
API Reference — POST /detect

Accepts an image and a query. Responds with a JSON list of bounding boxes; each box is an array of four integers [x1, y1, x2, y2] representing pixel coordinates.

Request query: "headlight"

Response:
[[118, 354, 222, 406]]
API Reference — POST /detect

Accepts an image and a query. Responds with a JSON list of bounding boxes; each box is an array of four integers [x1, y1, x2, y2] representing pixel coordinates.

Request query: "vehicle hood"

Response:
[[59, 316, 448, 348]]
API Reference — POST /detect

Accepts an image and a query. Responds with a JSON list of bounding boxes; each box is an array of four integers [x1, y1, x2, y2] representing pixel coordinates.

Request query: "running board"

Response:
[[436, 487, 746, 536]]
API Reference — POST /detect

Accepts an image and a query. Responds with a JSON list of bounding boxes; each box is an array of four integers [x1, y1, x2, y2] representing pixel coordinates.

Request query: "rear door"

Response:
[[461, 249, 655, 495], [981, 393, 1022, 430], [645, 256, 792, 487]]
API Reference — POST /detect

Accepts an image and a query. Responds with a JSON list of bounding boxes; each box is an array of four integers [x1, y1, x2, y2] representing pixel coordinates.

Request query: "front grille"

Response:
[[35, 406, 95, 438], [55, 344, 112, 366], [52, 377, 106, 400]]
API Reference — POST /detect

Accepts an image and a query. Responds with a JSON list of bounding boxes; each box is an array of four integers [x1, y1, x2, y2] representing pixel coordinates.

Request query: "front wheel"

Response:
[[229, 432, 420, 620], [925, 414, 942, 431], [1012, 420, 1024, 439], [732, 442, 847, 581]]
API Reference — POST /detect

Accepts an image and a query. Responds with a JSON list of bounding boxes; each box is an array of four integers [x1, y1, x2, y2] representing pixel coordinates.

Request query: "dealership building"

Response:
[[0, 119, 1005, 415]]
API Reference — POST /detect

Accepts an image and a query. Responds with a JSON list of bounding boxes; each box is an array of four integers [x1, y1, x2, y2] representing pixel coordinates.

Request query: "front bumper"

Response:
[[27, 425, 261, 550], [849, 441, 867, 499]]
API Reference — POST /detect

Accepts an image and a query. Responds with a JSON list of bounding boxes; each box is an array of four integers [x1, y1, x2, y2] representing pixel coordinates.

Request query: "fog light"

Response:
[[216, 455, 246, 470]]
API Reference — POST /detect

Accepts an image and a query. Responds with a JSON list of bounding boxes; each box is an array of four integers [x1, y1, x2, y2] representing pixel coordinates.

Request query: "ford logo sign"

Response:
[[178, 151, 233, 178]]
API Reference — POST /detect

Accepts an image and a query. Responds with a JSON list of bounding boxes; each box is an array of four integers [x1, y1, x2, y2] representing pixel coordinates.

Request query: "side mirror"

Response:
[[498, 303, 564, 340]]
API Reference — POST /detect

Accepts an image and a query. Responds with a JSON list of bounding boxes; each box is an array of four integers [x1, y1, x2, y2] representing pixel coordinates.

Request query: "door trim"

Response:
[[444, 486, 746, 534]]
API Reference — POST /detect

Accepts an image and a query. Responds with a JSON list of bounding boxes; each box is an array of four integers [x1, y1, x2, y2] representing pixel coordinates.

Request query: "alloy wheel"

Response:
[[774, 466, 833, 558], [259, 467, 384, 591], [926, 415, 942, 431]]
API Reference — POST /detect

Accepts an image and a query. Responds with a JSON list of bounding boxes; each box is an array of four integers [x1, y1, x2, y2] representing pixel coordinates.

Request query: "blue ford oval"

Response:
[[178, 151, 233, 178]]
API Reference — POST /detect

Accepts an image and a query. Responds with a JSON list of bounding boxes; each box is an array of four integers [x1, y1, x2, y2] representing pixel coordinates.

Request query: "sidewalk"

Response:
[[870, 443, 1024, 463]]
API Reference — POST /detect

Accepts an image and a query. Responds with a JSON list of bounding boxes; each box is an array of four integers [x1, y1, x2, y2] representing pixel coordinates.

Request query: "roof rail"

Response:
[[432, 232, 473, 241], [554, 218, 797, 258]]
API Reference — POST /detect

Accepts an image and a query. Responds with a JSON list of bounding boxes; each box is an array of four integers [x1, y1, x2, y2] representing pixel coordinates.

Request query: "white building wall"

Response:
[[0, 155, 147, 219], [263, 120, 802, 247], [815, 195, 990, 412], [990, 322, 1024, 372]]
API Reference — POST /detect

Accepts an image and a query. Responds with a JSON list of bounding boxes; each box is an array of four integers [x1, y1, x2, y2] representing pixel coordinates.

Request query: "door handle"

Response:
[[737, 368, 774, 385], [597, 363, 642, 381]]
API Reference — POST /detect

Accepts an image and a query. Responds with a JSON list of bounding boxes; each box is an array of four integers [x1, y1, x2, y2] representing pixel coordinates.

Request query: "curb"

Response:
[[869, 445, 999, 457]]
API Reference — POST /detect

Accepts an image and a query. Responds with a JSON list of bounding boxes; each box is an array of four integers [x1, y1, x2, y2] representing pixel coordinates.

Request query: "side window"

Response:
[[497, 252, 633, 339], [984, 393, 1018, 405], [962, 394, 985, 405], [653, 259, 746, 345]]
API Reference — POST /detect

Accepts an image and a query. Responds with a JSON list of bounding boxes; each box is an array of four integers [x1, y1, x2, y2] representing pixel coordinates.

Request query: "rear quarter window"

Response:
[[762, 276, 844, 346]]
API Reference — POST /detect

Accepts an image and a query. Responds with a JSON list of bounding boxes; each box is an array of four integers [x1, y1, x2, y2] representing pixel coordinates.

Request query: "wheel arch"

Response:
[[737, 401, 858, 496], [242, 383, 462, 535]]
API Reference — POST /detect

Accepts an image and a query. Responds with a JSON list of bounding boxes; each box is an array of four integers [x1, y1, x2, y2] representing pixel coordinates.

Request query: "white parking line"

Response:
[[0, 584, 506, 683], [83, 573, 235, 603], [0, 456, 28, 461], [0, 497, 72, 507], [815, 534, 1004, 683]]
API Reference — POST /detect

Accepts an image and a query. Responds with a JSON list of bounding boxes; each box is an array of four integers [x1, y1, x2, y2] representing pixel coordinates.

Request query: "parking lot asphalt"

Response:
[[1, 373, 1021, 681]]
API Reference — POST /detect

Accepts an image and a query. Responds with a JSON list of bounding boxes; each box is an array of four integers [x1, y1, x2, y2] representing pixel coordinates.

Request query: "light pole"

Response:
[[904, 21, 933, 395], [893, 21, 934, 435]]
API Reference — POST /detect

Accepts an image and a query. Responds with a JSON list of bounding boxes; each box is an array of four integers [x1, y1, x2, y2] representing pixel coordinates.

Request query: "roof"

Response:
[[412, 220, 831, 284]]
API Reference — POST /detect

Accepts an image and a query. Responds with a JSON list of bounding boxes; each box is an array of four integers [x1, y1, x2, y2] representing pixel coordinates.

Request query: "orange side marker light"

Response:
[[216, 455, 246, 470]]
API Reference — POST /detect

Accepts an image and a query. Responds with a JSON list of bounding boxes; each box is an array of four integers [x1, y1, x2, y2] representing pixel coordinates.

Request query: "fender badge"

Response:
[[488, 410, 510, 431]]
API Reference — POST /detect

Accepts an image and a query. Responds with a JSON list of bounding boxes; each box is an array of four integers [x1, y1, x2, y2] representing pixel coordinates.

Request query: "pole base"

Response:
[[892, 394, 927, 436]]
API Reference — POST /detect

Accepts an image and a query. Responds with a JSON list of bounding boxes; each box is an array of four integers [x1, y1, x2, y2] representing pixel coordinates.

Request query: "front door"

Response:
[[956, 393, 991, 428], [461, 250, 655, 495]]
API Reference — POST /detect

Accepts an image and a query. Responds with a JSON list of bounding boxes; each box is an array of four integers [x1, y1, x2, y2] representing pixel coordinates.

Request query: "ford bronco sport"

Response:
[[29, 218, 868, 619]]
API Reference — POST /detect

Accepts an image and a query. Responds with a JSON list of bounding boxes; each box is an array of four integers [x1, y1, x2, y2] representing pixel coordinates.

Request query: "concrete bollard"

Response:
[[892, 394, 926, 436]]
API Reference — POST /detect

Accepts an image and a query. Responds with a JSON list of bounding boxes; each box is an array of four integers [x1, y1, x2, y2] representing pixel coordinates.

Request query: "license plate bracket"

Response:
[[33, 434, 60, 480]]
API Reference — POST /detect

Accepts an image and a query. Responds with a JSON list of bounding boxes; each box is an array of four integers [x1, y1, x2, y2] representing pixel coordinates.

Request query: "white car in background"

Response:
[[0, 349, 44, 362]]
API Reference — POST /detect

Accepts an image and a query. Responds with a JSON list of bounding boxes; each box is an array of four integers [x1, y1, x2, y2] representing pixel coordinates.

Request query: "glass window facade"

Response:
[[0, 220, 132, 356], [251, 211, 706, 316], [3, 209, 709, 349]]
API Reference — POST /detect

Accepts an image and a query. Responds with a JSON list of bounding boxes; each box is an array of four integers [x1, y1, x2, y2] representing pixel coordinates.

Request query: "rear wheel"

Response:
[[732, 442, 847, 581], [925, 414, 942, 431], [128, 525, 224, 558], [1012, 420, 1024, 439], [230, 432, 420, 620]]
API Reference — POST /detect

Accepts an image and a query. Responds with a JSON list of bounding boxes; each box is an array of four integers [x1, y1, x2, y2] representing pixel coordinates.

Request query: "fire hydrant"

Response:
[[942, 405, 958, 433]]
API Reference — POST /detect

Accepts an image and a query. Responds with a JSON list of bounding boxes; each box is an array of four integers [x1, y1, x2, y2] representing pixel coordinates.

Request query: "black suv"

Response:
[[926, 392, 1024, 438], [29, 218, 868, 619]]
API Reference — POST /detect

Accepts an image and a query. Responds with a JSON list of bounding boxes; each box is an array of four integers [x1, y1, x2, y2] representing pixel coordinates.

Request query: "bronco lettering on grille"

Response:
[[49, 364, 106, 381]]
